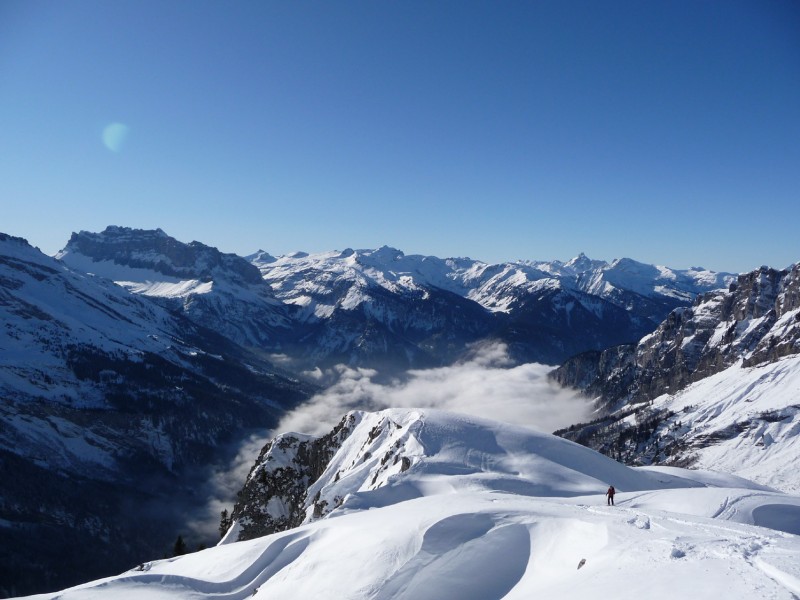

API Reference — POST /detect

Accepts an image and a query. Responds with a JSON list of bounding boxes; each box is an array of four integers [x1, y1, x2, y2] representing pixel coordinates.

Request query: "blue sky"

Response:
[[1, 1, 798, 272]]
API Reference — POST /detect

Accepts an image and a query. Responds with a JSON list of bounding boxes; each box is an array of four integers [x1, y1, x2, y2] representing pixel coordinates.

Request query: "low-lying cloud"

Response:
[[193, 342, 592, 540], [277, 342, 591, 436]]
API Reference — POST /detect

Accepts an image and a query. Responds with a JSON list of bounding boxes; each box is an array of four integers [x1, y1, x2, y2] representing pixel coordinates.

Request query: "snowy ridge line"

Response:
[[252, 244, 734, 315], [25, 408, 800, 600], [107, 531, 311, 599]]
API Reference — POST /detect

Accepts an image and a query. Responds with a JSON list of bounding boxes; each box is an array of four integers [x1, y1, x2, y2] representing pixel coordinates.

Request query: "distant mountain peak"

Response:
[[246, 249, 277, 263], [0, 231, 31, 245], [362, 245, 405, 262], [565, 252, 606, 272], [60, 226, 265, 285]]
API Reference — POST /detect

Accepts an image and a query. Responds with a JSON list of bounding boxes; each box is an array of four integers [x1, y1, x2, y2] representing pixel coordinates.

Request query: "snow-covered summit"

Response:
[[230, 408, 768, 544]]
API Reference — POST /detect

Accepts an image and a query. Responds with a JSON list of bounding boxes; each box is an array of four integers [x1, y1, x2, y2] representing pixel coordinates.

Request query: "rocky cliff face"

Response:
[[549, 343, 636, 404], [553, 264, 800, 408], [62, 226, 265, 285], [230, 415, 358, 540], [552, 263, 800, 477], [57, 227, 295, 349], [227, 411, 420, 541]]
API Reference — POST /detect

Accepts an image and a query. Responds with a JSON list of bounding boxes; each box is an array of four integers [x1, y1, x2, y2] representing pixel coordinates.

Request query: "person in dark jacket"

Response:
[[606, 485, 616, 506]]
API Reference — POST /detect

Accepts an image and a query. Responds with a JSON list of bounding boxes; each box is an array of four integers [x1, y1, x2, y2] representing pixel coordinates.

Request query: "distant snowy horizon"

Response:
[[17, 224, 793, 276]]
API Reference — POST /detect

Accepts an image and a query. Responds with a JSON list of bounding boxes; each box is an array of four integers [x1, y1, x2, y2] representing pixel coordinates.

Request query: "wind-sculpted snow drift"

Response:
[[26, 409, 800, 600]]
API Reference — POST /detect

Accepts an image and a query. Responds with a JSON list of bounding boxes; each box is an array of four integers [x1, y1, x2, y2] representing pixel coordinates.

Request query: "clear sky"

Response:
[[1, 1, 798, 272]]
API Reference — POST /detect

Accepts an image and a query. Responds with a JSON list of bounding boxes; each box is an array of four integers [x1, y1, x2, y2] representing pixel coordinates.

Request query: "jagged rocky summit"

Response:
[[228, 412, 404, 541], [552, 263, 800, 407]]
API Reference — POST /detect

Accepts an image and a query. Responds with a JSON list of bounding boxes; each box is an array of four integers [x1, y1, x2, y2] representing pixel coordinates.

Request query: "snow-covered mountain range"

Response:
[[3, 224, 797, 598], [0, 233, 310, 596], [59, 226, 734, 368], [24, 409, 800, 600]]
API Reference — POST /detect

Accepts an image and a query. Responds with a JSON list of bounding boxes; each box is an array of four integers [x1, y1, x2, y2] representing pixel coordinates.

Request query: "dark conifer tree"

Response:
[[219, 509, 230, 538], [173, 535, 187, 556]]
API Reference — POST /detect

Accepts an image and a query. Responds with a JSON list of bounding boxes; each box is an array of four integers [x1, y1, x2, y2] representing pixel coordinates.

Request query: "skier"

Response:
[[606, 485, 615, 506]]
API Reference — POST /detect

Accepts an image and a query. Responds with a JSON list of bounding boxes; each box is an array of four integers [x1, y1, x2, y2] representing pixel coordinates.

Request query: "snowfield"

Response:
[[22, 409, 800, 599], [648, 354, 800, 494]]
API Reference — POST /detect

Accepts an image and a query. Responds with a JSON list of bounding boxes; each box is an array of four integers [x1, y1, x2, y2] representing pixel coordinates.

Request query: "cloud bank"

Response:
[[277, 342, 591, 436], [194, 342, 592, 540]]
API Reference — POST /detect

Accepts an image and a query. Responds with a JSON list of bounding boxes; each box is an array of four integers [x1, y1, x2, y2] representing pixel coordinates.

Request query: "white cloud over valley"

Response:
[[195, 342, 592, 540], [277, 342, 591, 436]]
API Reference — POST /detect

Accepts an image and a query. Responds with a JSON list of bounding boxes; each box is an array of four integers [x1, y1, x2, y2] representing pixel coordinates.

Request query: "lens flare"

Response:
[[102, 122, 129, 152]]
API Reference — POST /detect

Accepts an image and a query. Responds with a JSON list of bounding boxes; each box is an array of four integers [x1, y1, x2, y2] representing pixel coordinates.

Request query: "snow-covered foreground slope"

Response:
[[647, 354, 800, 494], [25, 409, 800, 600]]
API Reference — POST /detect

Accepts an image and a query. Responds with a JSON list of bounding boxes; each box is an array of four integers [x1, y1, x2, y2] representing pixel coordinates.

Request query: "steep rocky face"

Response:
[[62, 226, 265, 285], [229, 414, 359, 540], [57, 227, 294, 349], [228, 411, 422, 542], [553, 264, 800, 407], [553, 263, 800, 475], [550, 344, 636, 404]]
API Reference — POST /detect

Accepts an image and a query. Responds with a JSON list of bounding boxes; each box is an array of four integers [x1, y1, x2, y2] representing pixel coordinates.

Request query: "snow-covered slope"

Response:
[[25, 409, 800, 600], [0, 232, 310, 596], [611, 355, 800, 494]]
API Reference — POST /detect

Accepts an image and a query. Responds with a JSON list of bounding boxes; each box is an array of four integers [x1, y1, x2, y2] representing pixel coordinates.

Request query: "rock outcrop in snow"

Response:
[[230, 414, 359, 540]]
